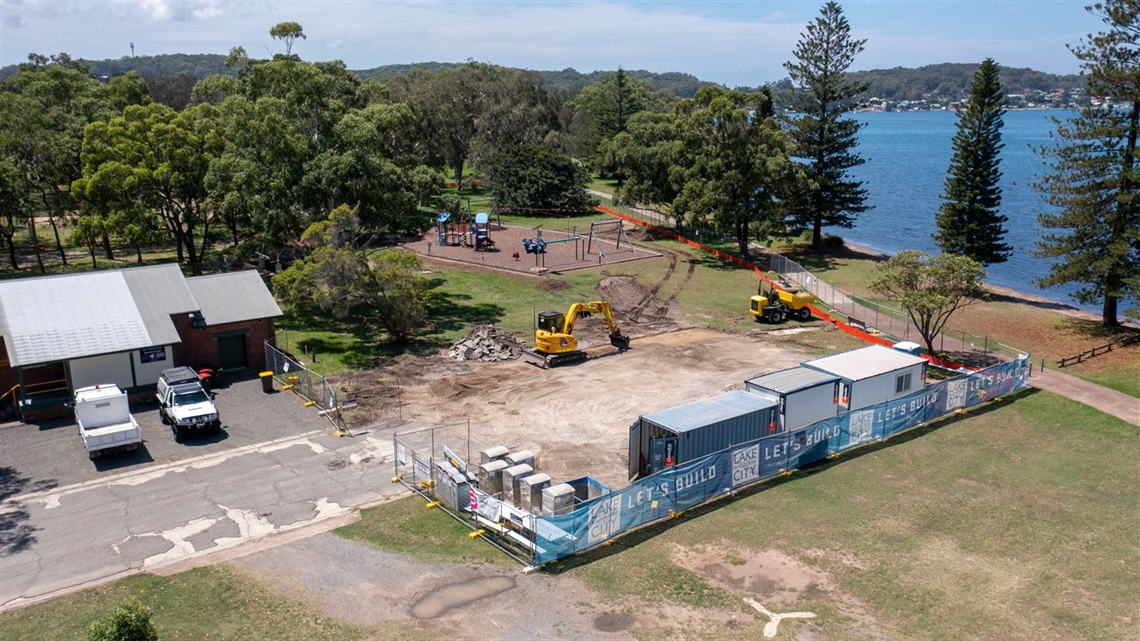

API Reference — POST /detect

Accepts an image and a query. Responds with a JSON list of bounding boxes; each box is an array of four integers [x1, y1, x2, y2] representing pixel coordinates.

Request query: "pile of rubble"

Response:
[[447, 324, 527, 361]]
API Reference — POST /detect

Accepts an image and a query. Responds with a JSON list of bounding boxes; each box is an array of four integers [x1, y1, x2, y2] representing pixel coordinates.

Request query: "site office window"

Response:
[[895, 372, 913, 394]]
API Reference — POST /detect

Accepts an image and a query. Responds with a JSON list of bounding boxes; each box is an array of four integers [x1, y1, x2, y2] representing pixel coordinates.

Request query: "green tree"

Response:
[[273, 205, 430, 340], [1035, 0, 1140, 325], [566, 68, 668, 171], [0, 54, 112, 271], [483, 142, 595, 213], [0, 156, 29, 270], [783, 1, 870, 251], [78, 102, 222, 274], [608, 110, 682, 215], [869, 250, 987, 355], [934, 58, 1011, 266], [269, 22, 306, 56], [86, 600, 158, 641], [670, 86, 801, 257]]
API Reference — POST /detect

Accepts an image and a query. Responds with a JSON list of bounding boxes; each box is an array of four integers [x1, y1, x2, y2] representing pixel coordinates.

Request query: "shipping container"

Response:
[[801, 345, 927, 412], [745, 366, 841, 432], [628, 390, 777, 481]]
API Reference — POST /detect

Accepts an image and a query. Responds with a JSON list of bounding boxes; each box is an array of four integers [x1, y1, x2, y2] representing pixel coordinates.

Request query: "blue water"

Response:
[[843, 110, 1091, 309]]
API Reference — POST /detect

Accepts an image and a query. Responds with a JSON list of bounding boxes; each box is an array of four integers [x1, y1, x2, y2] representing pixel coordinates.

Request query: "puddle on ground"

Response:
[[594, 612, 634, 632], [410, 576, 516, 618]]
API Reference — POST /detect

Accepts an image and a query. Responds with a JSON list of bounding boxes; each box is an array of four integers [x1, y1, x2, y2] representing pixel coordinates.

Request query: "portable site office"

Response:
[[628, 390, 778, 481], [744, 366, 841, 433], [801, 345, 927, 412]]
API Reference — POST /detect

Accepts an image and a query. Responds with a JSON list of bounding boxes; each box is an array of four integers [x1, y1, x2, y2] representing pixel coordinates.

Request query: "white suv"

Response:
[[156, 367, 221, 442]]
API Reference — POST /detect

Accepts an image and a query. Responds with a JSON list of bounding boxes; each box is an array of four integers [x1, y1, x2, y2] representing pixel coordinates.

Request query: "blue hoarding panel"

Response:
[[532, 357, 1030, 565]]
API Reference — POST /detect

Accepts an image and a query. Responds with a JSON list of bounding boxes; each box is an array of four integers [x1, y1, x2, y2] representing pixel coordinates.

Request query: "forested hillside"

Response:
[[0, 55, 1081, 102]]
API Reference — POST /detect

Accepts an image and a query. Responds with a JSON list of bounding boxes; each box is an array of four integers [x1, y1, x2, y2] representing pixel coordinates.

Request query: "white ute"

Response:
[[74, 384, 143, 460], [156, 366, 221, 442]]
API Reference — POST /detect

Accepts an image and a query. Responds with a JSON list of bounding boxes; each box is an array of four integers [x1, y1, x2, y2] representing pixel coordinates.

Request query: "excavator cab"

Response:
[[536, 311, 564, 333]]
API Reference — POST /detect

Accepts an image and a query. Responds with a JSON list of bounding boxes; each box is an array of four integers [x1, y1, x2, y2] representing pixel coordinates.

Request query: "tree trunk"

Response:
[[812, 216, 823, 252], [1102, 294, 1119, 327], [453, 160, 464, 192], [48, 214, 67, 266], [136, 245, 143, 263], [28, 220, 45, 274], [737, 220, 750, 258], [88, 241, 97, 268], [102, 232, 114, 260]]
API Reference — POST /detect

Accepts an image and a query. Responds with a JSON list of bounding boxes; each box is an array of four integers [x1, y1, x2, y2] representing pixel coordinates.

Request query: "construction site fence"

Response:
[[264, 336, 341, 428], [528, 355, 1030, 565]]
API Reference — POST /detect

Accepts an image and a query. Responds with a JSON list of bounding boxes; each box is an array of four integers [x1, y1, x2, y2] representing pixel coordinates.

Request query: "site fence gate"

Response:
[[264, 337, 343, 431]]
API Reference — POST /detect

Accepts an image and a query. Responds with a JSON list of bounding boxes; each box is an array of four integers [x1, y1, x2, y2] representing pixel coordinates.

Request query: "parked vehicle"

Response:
[[74, 384, 143, 459], [156, 366, 221, 442]]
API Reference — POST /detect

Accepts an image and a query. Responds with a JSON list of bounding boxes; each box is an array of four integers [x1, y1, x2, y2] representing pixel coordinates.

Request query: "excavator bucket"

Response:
[[610, 332, 631, 351]]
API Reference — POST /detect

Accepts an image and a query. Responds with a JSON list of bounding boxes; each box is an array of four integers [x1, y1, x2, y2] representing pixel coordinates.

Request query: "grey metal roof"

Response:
[[186, 270, 282, 325], [746, 366, 839, 394], [642, 390, 776, 433], [0, 271, 153, 367], [122, 264, 199, 346], [802, 345, 926, 381]]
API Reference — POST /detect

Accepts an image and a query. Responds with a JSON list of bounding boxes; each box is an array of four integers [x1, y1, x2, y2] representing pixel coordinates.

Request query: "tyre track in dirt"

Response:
[[628, 246, 696, 323]]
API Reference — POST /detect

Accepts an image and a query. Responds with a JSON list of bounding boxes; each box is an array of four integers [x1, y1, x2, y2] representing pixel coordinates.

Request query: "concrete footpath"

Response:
[[1029, 366, 1140, 426]]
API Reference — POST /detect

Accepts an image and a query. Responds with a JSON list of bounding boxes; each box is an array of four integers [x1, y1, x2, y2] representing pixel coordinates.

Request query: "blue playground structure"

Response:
[[437, 212, 467, 246], [472, 212, 495, 251]]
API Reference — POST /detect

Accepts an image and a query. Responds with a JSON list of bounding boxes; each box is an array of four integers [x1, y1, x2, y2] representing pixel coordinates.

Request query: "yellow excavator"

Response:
[[522, 301, 631, 368]]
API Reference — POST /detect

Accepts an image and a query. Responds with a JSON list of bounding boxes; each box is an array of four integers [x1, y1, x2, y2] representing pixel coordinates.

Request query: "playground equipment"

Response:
[[437, 212, 468, 247], [471, 212, 496, 251], [522, 238, 547, 254], [586, 219, 634, 259]]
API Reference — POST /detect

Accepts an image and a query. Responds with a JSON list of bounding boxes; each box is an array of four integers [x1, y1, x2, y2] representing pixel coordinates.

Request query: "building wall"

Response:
[[70, 352, 134, 390], [171, 316, 275, 372]]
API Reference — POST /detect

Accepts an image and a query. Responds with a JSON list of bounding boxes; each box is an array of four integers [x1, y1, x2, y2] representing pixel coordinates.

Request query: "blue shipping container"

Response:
[[628, 390, 778, 480]]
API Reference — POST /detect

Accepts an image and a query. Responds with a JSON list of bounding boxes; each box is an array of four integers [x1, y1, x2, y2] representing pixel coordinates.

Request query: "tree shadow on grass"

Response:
[[0, 466, 57, 555], [277, 291, 507, 368], [541, 388, 1037, 574]]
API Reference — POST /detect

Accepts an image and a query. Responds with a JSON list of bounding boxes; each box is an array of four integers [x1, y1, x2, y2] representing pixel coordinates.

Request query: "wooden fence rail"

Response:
[[1057, 333, 1140, 367]]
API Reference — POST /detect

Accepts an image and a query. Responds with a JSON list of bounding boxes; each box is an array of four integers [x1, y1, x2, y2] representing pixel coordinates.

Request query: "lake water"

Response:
[[843, 110, 1091, 309]]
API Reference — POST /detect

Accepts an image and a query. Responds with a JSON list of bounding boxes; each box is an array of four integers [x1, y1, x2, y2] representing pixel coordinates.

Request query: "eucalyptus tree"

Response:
[[78, 102, 223, 274], [1035, 0, 1140, 325], [783, 1, 870, 251], [934, 58, 1011, 266], [0, 54, 112, 271], [869, 250, 987, 355], [0, 157, 29, 269]]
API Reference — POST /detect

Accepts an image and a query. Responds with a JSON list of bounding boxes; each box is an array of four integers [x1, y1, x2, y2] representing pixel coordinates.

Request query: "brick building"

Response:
[[0, 264, 281, 422]]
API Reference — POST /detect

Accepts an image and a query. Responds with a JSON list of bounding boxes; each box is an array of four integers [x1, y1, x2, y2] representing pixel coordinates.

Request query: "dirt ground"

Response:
[[235, 323, 859, 640], [225, 258, 870, 640]]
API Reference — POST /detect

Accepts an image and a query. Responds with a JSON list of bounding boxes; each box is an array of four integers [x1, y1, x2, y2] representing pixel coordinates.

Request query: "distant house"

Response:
[[0, 264, 281, 422]]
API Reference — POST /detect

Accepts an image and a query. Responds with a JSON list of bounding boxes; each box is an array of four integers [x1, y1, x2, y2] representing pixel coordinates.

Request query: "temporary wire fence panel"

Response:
[[530, 356, 1030, 565]]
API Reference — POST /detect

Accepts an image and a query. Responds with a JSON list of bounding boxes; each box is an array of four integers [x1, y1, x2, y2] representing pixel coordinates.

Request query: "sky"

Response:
[[0, 1, 1103, 86]]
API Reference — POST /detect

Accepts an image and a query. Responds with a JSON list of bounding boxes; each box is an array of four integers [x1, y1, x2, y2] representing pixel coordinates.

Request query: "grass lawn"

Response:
[[336, 495, 513, 566], [562, 390, 1139, 640], [0, 565, 383, 641]]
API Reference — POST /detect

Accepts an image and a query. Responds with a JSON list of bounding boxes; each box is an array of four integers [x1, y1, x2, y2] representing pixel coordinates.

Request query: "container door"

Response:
[[649, 437, 677, 475], [628, 422, 642, 481]]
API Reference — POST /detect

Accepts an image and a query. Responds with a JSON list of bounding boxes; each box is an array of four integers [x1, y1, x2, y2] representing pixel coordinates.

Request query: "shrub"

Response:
[[87, 600, 158, 641]]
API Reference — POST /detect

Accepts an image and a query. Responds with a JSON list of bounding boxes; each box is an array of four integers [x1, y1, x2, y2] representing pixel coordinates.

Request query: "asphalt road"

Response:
[[0, 376, 411, 610]]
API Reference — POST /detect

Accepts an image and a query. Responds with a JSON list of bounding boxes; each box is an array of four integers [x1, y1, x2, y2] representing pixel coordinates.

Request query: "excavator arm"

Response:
[[562, 302, 630, 349]]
